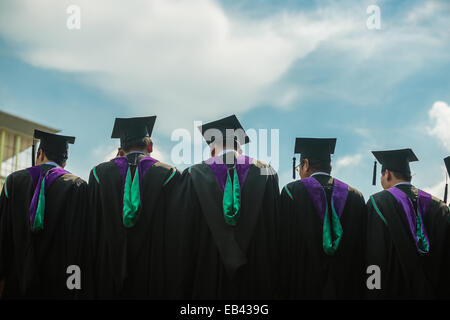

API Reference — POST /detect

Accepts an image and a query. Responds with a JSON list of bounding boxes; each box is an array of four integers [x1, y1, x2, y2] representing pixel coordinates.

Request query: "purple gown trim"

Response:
[[300, 176, 349, 222], [113, 157, 129, 185], [27, 166, 44, 224], [387, 187, 431, 252], [27, 166, 42, 188], [205, 154, 252, 193], [27, 166, 68, 227], [112, 156, 158, 200]]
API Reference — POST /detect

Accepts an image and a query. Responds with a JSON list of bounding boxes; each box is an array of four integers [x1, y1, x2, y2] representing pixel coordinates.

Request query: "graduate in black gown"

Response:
[[167, 115, 280, 299], [0, 130, 88, 299], [279, 138, 367, 299], [89, 116, 180, 299], [366, 149, 450, 299]]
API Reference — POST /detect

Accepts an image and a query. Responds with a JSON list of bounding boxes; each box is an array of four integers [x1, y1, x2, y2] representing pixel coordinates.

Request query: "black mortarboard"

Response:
[[292, 138, 336, 179], [111, 116, 156, 146], [445, 156, 450, 177], [294, 138, 336, 160], [34, 130, 75, 162], [198, 115, 250, 145], [371, 148, 418, 185], [444, 156, 450, 203]]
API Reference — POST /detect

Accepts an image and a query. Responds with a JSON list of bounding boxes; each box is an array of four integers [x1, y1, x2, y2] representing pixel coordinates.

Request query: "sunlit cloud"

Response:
[[428, 101, 450, 152]]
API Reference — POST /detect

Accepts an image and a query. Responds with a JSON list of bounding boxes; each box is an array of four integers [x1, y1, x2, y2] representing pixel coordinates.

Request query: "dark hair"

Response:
[[122, 137, 152, 153], [382, 169, 412, 182], [39, 147, 67, 167], [301, 158, 332, 174], [220, 138, 239, 151]]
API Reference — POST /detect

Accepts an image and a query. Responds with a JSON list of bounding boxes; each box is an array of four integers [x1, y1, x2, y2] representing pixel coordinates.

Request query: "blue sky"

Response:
[[0, 0, 449, 199]]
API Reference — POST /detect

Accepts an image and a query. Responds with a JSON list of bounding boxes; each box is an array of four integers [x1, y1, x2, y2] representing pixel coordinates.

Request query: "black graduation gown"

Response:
[[0, 164, 88, 299], [167, 154, 280, 299], [366, 184, 450, 299], [88, 153, 180, 299], [279, 174, 367, 299]]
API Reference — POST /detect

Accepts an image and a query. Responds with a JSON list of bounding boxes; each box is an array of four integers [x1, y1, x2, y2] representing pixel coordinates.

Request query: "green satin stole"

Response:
[[122, 167, 141, 228], [223, 169, 241, 226]]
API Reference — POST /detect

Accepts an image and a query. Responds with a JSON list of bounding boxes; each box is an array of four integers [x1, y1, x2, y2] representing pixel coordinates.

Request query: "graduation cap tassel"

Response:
[[372, 161, 377, 186], [32, 139, 36, 167], [292, 157, 296, 179], [444, 174, 448, 204]]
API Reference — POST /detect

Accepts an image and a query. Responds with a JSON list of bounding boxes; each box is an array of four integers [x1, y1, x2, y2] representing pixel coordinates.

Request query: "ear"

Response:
[[39, 149, 45, 161], [303, 158, 310, 171], [210, 147, 216, 158], [385, 170, 392, 181], [147, 142, 153, 154]]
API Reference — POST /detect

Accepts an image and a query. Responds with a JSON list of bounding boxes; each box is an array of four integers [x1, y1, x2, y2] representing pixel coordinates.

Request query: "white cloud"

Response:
[[0, 0, 448, 136], [308, 0, 450, 107], [151, 147, 166, 162], [92, 143, 118, 163], [425, 101, 450, 200], [273, 87, 301, 109], [428, 101, 450, 152], [92, 144, 167, 163], [423, 177, 446, 201], [406, 0, 444, 24], [102, 149, 119, 163], [335, 153, 362, 170], [272, 168, 295, 191], [0, 0, 356, 133], [353, 128, 371, 139]]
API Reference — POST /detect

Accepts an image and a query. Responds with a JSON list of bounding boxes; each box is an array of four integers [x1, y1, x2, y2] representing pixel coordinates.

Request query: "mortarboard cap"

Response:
[[292, 138, 336, 179], [371, 148, 418, 185], [444, 156, 450, 203], [445, 156, 450, 177], [372, 148, 418, 174], [198, 115, 250, 145], [111, 116, 156, 146], [34, 129, 75, 162], [294, 138, 336, 161]]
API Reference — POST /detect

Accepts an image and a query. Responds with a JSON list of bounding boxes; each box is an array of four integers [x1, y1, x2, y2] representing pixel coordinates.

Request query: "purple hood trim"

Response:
[[112, 156, 158, 199], [27, 166, 68, 228], [387, 187, 431, 252], [205, 154, 252, 193], [301, 176, 349, 222]]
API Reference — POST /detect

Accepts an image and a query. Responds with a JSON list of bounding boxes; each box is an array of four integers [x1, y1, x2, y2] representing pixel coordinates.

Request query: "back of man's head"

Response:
[[122, 137, 153, 154], [384, 169, 412, 182], [42, 147, 68, 167], [303, 157, 332, 174], [210, 137, 242, 158]]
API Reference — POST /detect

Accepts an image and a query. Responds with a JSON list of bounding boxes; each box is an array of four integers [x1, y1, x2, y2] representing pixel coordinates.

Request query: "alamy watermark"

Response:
[[66, 5, 81, 30], [170, 121, 279, 175], [66, 265, 81, 290], [366, 265, 381, 290], [366, 5, 381, 30], [65, 4, 382, 32]]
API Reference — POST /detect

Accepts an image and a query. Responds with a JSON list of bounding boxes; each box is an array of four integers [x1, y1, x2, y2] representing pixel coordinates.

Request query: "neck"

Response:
[[311, 171, 330, 177], [126, 150, 147, 156], [37, 157, 59, 167], [213, 148, 237, 157], [303, 171, 329, 179], [44, 161, 60, 167], [384, 179, 410, 189], [393, 180, 411, 186]]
